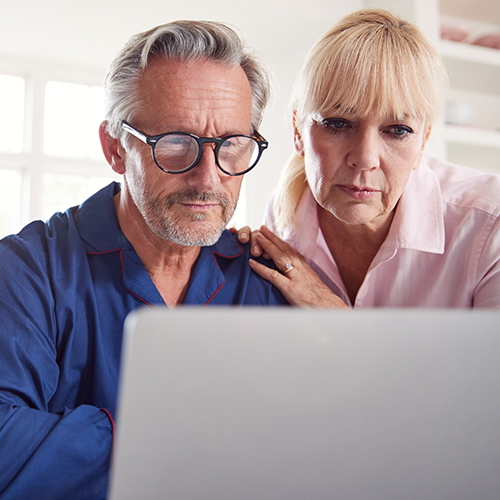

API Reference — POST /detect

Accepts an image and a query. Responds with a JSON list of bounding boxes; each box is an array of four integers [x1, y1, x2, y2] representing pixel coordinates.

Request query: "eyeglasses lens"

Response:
[[154, 134, 199, 172], [154, 134, 259, 174]]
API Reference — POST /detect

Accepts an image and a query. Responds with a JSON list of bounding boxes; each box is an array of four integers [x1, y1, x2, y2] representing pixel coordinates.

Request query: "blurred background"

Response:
[[0, 0, 499, 237]]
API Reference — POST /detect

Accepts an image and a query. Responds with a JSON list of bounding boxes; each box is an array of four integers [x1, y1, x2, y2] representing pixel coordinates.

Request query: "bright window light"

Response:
[[88, 86, 105, 161], [0, 74, 25, 154], [42, 172, 119, 221], [0, 169, 22, 238], [42, 173, 120, 220], [44, 81, 104, 160]]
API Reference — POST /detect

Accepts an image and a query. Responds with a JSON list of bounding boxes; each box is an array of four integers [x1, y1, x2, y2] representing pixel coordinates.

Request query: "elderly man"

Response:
[[0, 21, 286, 500]]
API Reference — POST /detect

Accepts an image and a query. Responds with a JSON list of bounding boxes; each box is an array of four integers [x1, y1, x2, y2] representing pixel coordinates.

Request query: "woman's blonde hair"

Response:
[[273, 8, 448, 231]]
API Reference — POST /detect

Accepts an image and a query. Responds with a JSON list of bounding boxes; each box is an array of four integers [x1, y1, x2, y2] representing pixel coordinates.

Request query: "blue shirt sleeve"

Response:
[[0, 226, 112, 500]]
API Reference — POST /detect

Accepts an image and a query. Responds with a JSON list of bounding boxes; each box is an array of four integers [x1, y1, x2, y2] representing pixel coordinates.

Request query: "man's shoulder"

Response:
[[0, 181, 120, 272], [209, 229, 247, 258], [1, 213, 70, 259], [205, 230, 289, 306]]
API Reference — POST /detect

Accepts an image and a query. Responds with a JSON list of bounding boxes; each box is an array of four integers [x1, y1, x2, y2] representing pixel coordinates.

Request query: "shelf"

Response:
[[444, 125, 500, 148], [440, 39, 500, 67], [440, 40, 500, 95]]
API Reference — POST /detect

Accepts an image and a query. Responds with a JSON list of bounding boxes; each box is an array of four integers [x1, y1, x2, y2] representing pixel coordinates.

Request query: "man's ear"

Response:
[[99, 121, 126, 175], [292, 111, 305, 157]]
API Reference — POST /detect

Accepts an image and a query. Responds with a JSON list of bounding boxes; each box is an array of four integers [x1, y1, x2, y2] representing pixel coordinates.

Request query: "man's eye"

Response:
[[221, 138, 237, 148], [165, 136, 191, 145]]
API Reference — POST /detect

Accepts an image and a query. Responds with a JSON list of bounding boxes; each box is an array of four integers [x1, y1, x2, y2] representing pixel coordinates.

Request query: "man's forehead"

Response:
[[133, 58, 253, 133], [138, 58, 250, 97]]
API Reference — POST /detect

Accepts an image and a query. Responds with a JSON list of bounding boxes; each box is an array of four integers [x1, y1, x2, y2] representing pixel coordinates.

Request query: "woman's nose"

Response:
[[346, 129, 380, 171]]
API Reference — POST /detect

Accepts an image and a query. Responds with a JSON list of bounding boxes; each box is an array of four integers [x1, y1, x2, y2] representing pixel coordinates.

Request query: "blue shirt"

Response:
[[0, 182, 287, 499]]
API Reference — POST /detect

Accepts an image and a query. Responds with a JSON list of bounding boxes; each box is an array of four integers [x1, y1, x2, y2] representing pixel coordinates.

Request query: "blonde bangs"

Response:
[[293, 11, 446, 125]]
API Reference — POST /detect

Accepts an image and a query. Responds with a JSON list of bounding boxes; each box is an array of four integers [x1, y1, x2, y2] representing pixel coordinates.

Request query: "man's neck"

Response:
[[114, 192, 201, 307]]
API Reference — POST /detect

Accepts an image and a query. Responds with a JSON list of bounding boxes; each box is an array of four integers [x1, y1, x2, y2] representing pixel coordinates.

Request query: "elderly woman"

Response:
[[245, 8, 500, 308]]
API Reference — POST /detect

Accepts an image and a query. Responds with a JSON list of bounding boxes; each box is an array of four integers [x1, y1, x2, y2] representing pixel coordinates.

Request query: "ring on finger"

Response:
[[283, 262, 294, 274]]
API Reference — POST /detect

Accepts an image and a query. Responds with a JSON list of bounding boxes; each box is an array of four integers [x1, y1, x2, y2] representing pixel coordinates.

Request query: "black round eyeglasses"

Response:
[[121, 122, 268, 176]]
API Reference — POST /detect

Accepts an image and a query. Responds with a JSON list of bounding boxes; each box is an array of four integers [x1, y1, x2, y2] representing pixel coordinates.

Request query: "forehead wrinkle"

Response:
[[138, 61, 251, 105], [167, 87, 247, 108], [133, 59, 252, 135]]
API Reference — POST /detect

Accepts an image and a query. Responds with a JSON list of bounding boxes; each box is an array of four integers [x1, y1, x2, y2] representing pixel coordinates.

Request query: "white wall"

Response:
[[0, 0, 362, 228]]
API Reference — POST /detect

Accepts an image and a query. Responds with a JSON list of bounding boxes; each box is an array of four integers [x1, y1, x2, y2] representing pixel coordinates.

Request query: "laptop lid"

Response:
[[109, 307, 500, 500]]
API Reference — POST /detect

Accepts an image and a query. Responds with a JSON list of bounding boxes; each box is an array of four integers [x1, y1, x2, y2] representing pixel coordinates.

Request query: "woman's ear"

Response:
[[423, 124, 432, 149], [99, 121, 126, 175], [293, 111, 305, 156]]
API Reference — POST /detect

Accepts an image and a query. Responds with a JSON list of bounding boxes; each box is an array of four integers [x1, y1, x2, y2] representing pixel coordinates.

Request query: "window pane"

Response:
[[88, 86, 105, 161], [0, 75, 25, 153], [0, 170, 22, 238], [44, 81, 104, 160], [42, 173, 118, 220]]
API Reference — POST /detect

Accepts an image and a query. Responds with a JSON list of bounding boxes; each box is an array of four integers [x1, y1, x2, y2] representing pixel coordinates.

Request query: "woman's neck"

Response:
[[317, 205, 395, 304]]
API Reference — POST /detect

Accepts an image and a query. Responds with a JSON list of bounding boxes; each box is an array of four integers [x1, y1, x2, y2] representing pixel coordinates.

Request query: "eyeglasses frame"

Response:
[[121, 122, 268, 176]]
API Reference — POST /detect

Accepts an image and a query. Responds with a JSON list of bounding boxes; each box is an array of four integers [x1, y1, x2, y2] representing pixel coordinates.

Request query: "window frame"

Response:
[[0, 55, 114, 233]]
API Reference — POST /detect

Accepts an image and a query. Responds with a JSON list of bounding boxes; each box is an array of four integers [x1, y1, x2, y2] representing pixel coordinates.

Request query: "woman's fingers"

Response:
[[248, 227, 349, 309], [230, 225, 250, 243], [254, 234, 295, 274], [249, 257, 348, 308], [250, 230, 263, 257], [255, 226, 305, 272], [248, 258, 289, 287], [231, 226, 264, 257]]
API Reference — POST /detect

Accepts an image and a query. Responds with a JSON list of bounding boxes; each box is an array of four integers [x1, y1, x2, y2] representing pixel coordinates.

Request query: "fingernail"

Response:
[[241, 232, 247, 240]]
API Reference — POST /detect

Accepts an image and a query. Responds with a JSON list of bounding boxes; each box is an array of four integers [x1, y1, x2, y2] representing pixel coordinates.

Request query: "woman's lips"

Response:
[[337, 185, 378, 200]]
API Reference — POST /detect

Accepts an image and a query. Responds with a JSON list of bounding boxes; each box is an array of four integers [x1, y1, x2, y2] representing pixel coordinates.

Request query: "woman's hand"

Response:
[[229, 226, 266, 258], [248, 226, 349, 309]]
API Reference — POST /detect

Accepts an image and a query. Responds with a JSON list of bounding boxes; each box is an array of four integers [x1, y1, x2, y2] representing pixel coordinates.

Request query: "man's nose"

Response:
[[185, 144, 222, 190]]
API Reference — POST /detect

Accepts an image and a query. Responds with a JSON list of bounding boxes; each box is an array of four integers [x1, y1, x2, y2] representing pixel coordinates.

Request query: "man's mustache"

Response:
[[163, 189, 231, 210]]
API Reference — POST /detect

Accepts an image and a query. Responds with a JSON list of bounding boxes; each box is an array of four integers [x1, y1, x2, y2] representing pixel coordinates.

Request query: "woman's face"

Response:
[[295, 110, 431, 231]]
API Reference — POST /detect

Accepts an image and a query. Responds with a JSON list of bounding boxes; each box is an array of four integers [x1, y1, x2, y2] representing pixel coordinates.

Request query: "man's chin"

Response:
[[163, 220, 227, 247]]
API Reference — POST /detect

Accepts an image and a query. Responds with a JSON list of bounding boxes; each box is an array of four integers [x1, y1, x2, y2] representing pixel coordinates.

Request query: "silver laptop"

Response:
[[109, 308, 500, 500]]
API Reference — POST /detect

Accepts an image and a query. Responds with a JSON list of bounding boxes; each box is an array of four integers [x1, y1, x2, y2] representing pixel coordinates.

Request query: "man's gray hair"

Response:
[[104, 20, 271, 139]]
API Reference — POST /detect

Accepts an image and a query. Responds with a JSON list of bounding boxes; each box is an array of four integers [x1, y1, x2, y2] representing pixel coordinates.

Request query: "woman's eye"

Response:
[[322, 119, 348, 131], [390, 125, 413, 137]]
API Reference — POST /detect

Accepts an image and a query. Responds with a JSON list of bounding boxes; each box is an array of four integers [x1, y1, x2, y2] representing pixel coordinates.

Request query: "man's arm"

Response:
[[0, 230, 113, 499], [0, 404, 112, 499]]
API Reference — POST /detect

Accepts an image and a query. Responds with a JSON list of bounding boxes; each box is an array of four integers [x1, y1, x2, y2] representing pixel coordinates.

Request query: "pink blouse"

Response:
[[264, 156, 500, 308]]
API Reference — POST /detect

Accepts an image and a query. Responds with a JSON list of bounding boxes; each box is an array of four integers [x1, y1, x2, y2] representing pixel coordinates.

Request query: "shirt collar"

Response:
[[282, 188, 322, 257], [74, 182, 123, 253], [387, 156, 445, 254]]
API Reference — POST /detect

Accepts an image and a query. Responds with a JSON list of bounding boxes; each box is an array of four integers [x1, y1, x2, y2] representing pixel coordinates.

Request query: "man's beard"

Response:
[[135, 186, 236, 247]]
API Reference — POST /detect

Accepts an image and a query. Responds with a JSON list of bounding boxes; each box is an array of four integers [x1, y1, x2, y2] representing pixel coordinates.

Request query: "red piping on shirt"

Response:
[[203, 239, 244, 307], [86, 249, 154, 308], [101, 408, 116, 459]]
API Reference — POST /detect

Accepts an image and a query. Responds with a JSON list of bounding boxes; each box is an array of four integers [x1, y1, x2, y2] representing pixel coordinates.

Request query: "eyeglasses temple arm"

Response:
[[121, 122, 149, 145]]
